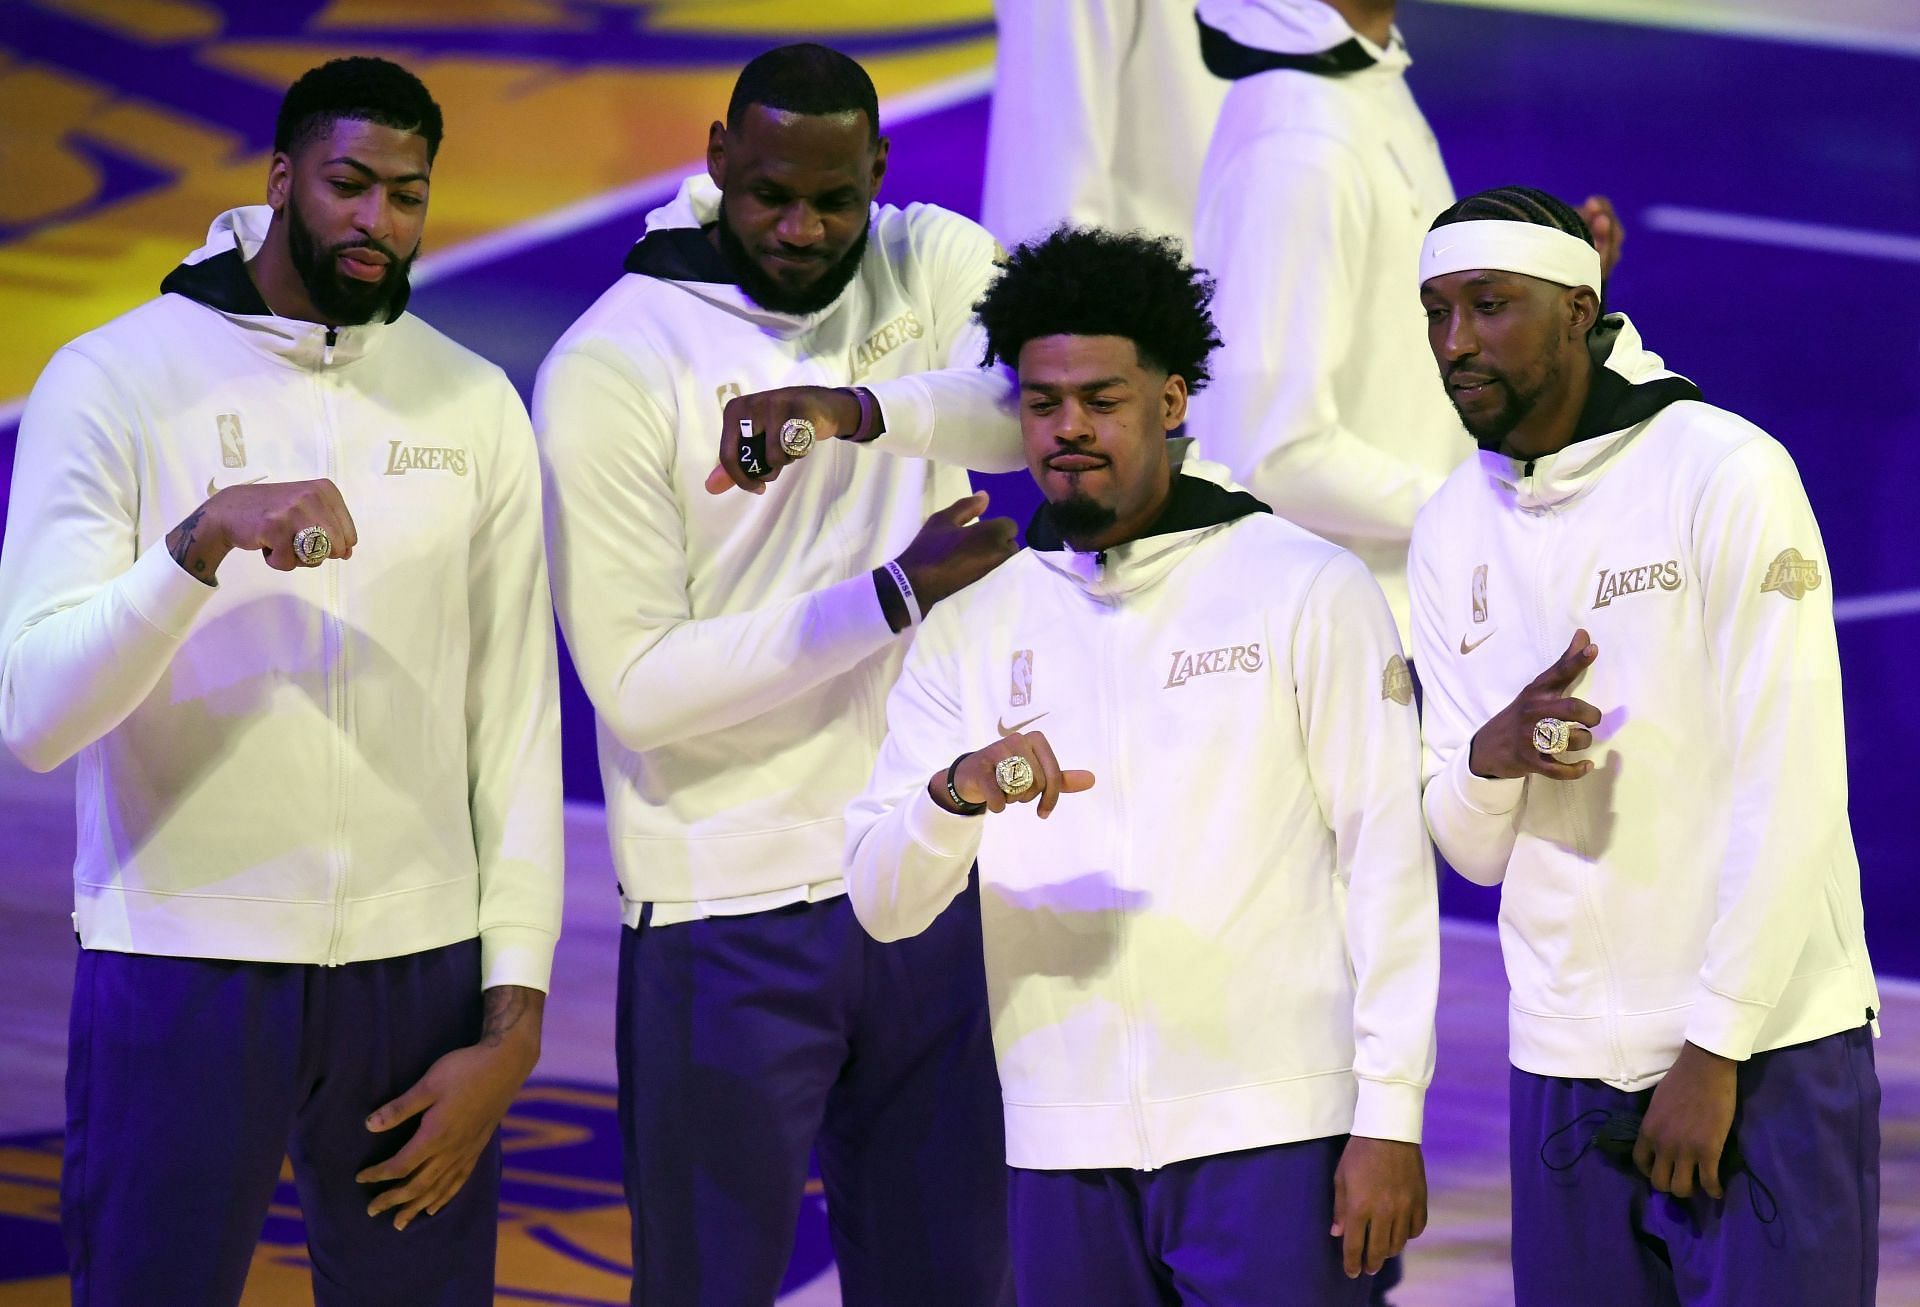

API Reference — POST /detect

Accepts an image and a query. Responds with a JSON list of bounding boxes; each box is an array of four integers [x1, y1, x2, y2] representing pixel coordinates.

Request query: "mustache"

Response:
[[1446, 362, 1503, 387], [331, 236, 403, 264]]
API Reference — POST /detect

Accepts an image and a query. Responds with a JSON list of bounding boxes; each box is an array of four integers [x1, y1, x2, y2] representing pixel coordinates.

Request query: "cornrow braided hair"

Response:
[[1429, 185, 1593, 244]]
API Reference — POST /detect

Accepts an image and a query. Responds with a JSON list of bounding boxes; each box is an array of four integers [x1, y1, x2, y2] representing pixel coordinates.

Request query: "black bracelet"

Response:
[[943, 753, 987, 816]]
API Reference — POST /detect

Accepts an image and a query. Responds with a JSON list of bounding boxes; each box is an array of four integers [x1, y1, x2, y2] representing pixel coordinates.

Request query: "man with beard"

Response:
[[0, 57, 562, 1306], [535, 44, 1022, 1306], [846, 226, 1439, 1304], [1187, 0, 1622, 653], [1409, 187, 1880, 1305]]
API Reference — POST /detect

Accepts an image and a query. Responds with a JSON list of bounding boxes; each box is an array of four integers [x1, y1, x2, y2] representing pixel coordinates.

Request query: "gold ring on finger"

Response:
[[778, 417, 816, 459], [292, 524, 332, 567], [994, 755, 1034, 797], [1532, 717, 1572, 756]]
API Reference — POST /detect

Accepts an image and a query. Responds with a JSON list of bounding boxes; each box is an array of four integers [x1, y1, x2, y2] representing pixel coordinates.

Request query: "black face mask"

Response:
[[712, 201, 870, 315], [285, 189, 415, 325], [1539, 1107, 1778, 1225]]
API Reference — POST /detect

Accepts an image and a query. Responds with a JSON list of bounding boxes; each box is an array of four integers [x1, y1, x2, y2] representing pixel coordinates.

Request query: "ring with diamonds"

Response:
[[1532, 717, 1572, 756], [994, 755, 1034, 797], [292, 524, 332, 567], [778, 417, 816, 460]]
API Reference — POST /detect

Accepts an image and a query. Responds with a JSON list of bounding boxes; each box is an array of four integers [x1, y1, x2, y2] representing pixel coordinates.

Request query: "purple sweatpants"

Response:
[[616, 879, 1011, 1306], [62, 938, 499, 1307], [1510, 1025, 1880, 1306], [1007, 1136, 1377, 1306]]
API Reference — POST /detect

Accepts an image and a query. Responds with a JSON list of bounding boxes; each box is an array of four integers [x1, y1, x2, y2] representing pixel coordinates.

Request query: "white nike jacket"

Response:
[[534, 175, 1022, 914], [1410, 318, 1879, 1088], [848, 457, 1439, 1170], [1188, 0, 1468, 641], [0, 207, 564, 990]]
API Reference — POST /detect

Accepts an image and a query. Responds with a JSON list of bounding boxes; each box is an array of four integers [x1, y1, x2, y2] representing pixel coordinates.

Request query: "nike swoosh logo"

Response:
[[207, 474, 267, 497], [1458, 629, 1497, 655], [996, 712, 1048, 737]]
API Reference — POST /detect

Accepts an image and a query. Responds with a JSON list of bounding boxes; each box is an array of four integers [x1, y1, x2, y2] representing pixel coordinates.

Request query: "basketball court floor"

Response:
[[1, 1, 1916, 1302]]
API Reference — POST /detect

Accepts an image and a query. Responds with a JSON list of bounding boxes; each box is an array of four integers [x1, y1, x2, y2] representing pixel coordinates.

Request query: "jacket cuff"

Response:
[[123, 543, 219, 640], [904, 784, 985, 860], [1682, 987, 1770, 1062], [858, 375, 935, 460], [480, 924, 558, 993], [1352, 1077, 1427, 1145], [1446, 746, 1525, 817]]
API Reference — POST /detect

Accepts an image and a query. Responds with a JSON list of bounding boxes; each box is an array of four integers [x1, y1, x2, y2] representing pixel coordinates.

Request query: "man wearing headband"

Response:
[[535, 45, 1018, 1304], [1187, 0, 1621, 650], [1409, 186, 1880, 1305]]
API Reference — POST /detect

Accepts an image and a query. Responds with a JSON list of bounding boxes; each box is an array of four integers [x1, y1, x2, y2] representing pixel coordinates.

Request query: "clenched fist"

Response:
[[167, 478, 358, 583]]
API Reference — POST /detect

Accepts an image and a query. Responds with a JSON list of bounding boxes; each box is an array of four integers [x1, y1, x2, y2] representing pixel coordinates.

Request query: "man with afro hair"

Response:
[[846, 227, 1441, 1303]]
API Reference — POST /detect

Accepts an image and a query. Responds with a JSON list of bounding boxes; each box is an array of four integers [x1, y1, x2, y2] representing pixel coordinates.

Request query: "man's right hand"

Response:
[[935, 729, 1095, 818], [1467, 629, 1602, 781], [895, 491, 1019, 611], [166, 478, 358, 584]]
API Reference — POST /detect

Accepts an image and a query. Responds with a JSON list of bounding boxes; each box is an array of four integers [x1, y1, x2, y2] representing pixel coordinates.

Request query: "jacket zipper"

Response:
[[1527, 477, 1630, 1084], [1095, 555, 1155, 1170], [319, 327, 350, 965]]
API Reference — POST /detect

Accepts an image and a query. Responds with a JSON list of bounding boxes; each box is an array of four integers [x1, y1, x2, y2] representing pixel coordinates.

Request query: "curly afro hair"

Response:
[[974, 227, 1222, 392]]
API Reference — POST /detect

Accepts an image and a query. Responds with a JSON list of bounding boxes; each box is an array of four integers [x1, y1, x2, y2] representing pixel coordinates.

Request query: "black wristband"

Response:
[[943, 753, 987, 816]]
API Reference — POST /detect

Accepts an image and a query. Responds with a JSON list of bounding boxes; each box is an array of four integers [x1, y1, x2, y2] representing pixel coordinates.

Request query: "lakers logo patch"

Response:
[[1382, 654, 1414, 706], [1760, 548, 1822, 600]]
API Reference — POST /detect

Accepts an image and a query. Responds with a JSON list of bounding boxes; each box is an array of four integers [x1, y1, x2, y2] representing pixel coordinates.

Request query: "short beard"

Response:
[[1450, 352, 1561, 451], [1045, 492, 1119, 543], [286, 191, 414, 325], [713, 205, 869, 315]]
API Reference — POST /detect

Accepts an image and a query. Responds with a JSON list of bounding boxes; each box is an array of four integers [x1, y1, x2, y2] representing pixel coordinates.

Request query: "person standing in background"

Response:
[[1188, 0, 1621, 648], [982, 0, 1229, 250]]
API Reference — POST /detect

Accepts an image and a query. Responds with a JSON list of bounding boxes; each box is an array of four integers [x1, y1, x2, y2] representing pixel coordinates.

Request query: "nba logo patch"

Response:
[[217, 413, 246, 467], [1471, 563, 1489, 624], [1010, 650, 1033, 708]]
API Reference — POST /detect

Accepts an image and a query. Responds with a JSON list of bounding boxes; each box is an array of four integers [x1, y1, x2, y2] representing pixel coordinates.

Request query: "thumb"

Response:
[[942, 490, 990, 526], [1061, 770, 1096, 793], [366, 1081, 435, 1133], [705, 464, 733, 496]]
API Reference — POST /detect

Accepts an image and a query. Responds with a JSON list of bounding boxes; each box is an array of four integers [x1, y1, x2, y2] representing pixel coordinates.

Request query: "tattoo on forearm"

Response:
[[167, 506, 212, 581], [480, 985, 534, 1048]]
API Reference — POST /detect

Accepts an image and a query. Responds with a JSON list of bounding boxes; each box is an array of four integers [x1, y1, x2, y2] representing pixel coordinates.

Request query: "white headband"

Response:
[[1419, 219, 1602, 295]]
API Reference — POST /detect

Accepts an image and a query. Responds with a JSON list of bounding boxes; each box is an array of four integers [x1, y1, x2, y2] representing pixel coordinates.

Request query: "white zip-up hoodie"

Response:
[[0, 207, 564, 990], [534, 176, 1023, 913], [848, 455, 1438, 1170], [1410, 317, 1879, 1089], [981, 0, 1228, 250], [1188, 0, 1467, 642]]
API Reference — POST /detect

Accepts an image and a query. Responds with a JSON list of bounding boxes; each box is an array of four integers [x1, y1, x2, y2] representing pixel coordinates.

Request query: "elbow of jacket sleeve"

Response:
[[1423, 761, 1521, 887], [0, 679, 76, 773], [2, 721, 73, 774]]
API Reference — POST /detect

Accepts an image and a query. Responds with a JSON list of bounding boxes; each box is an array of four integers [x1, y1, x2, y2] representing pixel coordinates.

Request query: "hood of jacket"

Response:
[[621, 173, 874, 342], [1486, 313, 1703, 510], [1027, 442, 1272, 600], [1196, 0, 1409, 75], [156, 205, 403, 368]]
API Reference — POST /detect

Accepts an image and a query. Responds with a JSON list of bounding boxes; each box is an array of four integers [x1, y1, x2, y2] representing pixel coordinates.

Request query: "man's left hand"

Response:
[[357, 985, 544, 1230], [1331, 1136, 1428, 1278], [708, 385, 865, 494], [1580, 195, 1626, 278], [1632, 1040, 1737, 1200]]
